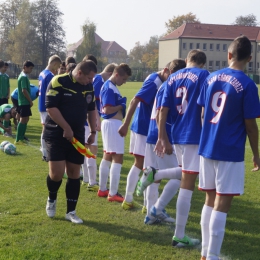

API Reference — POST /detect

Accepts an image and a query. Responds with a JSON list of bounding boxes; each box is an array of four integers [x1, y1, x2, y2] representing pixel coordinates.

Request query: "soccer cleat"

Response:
[[23, 136, 29, 141], [46, 199, 56, 218], [142, 206, 147, 214], [65, 211, 83, 224], [136, 166, 156, 196], [150, 206, 175, 223], [3, 132, 12, 137], [122, 200, 141, 210], [107, 192, 124, 202], [144, 215, 161, 225], [172, 235, 200, 247], [14, 140, 28, 145], [97, 189, 109, 197], [42, 156, 48, 162], [87, 183, 99, 192]]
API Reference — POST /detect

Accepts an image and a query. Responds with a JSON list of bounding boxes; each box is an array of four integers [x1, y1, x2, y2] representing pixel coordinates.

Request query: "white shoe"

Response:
[[65, 211, 83, 224], [46, 199, 56, 218], [150, 206, 175, 223]]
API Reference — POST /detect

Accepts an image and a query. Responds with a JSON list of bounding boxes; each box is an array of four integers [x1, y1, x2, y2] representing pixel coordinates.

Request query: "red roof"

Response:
[[161, 23, 260, 41]]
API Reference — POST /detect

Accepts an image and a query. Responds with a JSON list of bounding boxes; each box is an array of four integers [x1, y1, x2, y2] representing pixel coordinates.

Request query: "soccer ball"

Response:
[[0, 141, 10, 151], [4, 143, 16, 155]]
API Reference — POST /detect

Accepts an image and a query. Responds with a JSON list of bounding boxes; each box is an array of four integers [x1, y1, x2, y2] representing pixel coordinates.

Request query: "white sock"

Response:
[[99, 159, 111, 191], [41, 132, 47, 157], [201, 204, 213, 258], [143, 189, 147, 207], [87, 158, 97, 185], [109, 163, 122, 196], [125, 165, 141, 202], [82, 157, 89, 183], [155, 179, 180, 212], [174, 188, 193, 239], [146, 183, 159, 216], [207, 210, 227, 260], [154, 167, 182, 181]]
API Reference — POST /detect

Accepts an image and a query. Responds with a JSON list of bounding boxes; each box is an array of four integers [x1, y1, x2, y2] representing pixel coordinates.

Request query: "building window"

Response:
[[222, 61, 227, 67], [190, 43, 193, 49], [223, 44, 227, 52], [210, 44, 214, 51], [183, 43, 187, 49], [248, 62, 253, 71], [209, 60, 213, 70], [216, 44, 220, 51], [258, 45, 260, 52], [257, 62, 259, 69], [216, 61, 220, 69], [196, 43, 200, 49], [203, 43, 207, 50]]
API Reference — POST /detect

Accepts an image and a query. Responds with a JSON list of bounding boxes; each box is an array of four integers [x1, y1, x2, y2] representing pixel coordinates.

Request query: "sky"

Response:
[[58, 0, 260, 53]]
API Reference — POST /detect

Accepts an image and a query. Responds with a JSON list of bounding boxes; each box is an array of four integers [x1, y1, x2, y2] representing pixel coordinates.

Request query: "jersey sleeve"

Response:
[[243, 82, 260, 119], [135, 80, 158, 105], [161, 81, 173, 108], [45, 76, 62, 108], [197, 79, 209, 107], [101, 87, 116, 107], [93, 78, 103, 100]]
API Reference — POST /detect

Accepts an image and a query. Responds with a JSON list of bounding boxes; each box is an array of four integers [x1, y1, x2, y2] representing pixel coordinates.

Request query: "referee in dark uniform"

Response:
[[44, 60, 97, 223]]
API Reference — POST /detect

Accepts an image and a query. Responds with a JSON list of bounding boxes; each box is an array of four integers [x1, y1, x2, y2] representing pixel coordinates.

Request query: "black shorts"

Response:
[[45, 137, 84, 165], [0, 98, 8, 106], [17, 105, 32, 117], [11, 97, 18, 109]]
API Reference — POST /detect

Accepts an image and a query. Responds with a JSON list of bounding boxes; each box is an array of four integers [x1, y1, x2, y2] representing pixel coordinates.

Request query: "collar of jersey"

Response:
[[69, 72, 77, 83]]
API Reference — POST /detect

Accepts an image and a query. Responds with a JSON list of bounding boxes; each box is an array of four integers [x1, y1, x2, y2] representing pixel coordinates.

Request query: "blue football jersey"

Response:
[[100, 80, 123, 119], [147, 82, 173, 145], [38, 69, 54, 112], [130, 73, 162, 136], [198, 68, 260, 162], [93, 74, 104, 115], [11, 85, 39, 101], [162, 67, 210, 144]]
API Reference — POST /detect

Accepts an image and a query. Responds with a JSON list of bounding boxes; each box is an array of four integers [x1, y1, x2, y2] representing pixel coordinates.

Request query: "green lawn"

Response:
[[0, 80, 259, 260]]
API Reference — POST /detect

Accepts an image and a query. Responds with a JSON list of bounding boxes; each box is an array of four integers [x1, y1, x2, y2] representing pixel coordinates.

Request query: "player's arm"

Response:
[[118, 97, 140, 137], [103, 104, 124, 115], [95, 105, 101, 131], [21, 79, 33, 106], [245, 118, 260, 171]]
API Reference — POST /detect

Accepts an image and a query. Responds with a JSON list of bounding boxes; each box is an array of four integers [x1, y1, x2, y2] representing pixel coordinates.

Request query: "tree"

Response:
[[0, 0, 23, 60], [32, 0, 65, 67], [75, 19, 101, 63], [165, 12, 200, 34], [233, 14, 258, 26]]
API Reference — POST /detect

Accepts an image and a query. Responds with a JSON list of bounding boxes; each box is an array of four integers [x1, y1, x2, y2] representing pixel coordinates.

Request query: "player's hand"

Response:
[[63, 127, 73, 142], [251, 156, 260, 171], [96, 119, 101, 132], [118, 123, 128, 137], [117, 97, 127, 110], [86, 133, 95, 145], [154, 139, 164, 157]]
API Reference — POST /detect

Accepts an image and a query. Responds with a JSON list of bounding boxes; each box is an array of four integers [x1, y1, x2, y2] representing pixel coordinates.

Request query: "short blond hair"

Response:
[[48, 55, 62, 65], [103, 63, 117, 73], [113, 63, 132, 76]]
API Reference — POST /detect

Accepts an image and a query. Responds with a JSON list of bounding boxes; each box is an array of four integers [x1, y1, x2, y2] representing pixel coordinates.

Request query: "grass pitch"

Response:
[[0, 80, 259, 260]]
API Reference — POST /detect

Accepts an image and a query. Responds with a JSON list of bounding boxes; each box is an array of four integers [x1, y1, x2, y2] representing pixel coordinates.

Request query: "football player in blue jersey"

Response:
[[198, 36, 260, 260], [155, 49, 208, 247]]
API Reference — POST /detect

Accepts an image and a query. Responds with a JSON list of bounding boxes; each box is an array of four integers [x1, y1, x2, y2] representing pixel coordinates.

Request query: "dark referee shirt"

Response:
[[43, 72, 95, 142]]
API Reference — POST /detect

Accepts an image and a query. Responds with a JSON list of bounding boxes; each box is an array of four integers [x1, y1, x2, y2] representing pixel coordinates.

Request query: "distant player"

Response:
[[0, 104, 16, 136], [57, 61, 66, 75], [38, 55, 62, 160], [0, 61, 9, 105], [155, 50, 209, 247], [119, 64, 172, 210], [82, 63, 117, 192], [15, 60, 35, 145], [65, 56, 76, 66], [140, 59, 186, 224], [98, 63, 132, 202], [198, 36, 260, 260]]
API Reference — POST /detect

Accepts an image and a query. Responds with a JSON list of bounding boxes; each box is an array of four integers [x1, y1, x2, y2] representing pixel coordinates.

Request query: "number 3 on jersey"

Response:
[[176, 86, 188, 114], [210, 91, 227, 124]]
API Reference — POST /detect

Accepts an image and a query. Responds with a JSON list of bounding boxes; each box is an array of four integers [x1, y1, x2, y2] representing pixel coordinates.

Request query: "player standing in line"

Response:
[[15, 60, 34, 145], [140, 59, 186, 224], [38, 55, 62, 161], [0, 104, 16, 136], [98, 63, 131, 202], [82, 63, 117, 191], [118, 64, 172, 210], [198, 36, 260, 260], [44, 61, 97, 224], [57, 61, 66, 75], [65, 56, 76, 66], [154, 50, 209, 247], [0, 62, 10, 105]]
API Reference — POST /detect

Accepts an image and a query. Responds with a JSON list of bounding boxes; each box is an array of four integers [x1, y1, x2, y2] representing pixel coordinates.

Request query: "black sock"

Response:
[[66, 178, 80, 213], [46, 175, 62, 201]]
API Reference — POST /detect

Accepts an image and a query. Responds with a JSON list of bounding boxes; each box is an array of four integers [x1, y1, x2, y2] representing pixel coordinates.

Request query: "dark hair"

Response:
[[187, 49, 206, 65], [114, 63, 132, 76], [4, 62, 8, 67], [0, 59, 5, 68], [82, 54, 98, 65], [74, 60, 97, 75], [61, 61, 66, 67], [168, 59, 186, 72], [23, 60, 34, 67], [65, 56, 76, 66], [66, 63, 77, 73], [228, 35, 251, 61]]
